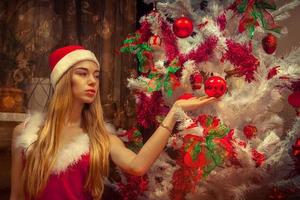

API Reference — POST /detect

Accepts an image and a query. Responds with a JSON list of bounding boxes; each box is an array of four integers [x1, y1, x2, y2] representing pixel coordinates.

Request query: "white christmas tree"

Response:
[[111, 0, 300, 199]]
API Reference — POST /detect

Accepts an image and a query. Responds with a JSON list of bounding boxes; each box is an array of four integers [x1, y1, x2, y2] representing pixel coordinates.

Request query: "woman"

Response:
[[10, 45, 216, 200]]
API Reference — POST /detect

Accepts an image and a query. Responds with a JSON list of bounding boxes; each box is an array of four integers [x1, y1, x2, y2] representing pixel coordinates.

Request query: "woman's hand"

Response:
[[172, 96, 217, 112]]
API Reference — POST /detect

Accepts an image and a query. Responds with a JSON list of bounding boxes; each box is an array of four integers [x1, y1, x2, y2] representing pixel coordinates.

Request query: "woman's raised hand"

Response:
[[172, 96, 217, 112]]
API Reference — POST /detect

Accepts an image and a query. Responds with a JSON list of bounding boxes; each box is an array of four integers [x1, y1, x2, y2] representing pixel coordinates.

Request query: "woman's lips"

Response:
[[86, 89, 96, 96]]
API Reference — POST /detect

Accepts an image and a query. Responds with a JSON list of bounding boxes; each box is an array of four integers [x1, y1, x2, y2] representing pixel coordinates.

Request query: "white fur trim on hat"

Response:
[[50, 49, 99, 86]]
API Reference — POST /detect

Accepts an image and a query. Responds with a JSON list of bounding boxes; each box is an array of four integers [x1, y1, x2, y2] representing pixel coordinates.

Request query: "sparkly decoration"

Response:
[[262, 33, 277, 54], [204, 76, 227, 98], [173, 16, 194, 38], [222, 40, 259, 82]]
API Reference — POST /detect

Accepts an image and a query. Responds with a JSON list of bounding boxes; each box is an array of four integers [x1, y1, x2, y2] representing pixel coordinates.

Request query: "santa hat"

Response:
[[49, 45, 99, 87]]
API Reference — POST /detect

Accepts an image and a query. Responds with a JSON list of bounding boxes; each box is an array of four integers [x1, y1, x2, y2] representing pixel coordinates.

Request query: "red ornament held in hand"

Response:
[[204, 76, 227, 98], [262, 33, 277, 54], [173, 16, 193, 38]]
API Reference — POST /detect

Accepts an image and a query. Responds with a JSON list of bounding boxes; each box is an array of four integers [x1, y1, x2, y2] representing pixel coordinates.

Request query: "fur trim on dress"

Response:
[[15, 112, 90, 173]]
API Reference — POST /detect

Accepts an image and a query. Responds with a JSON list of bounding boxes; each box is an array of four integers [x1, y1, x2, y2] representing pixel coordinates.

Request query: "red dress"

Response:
[[17, 114, 93, 200], [32, 154, 93, 200]]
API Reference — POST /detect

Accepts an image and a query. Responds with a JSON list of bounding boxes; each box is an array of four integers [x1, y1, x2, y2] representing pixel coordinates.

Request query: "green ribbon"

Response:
[[192, 143, 201, 161], [120, 33, 153, 72], [235, 0, 281, 37], [237, 0, 249, 13], [148, 62, 180, 96]]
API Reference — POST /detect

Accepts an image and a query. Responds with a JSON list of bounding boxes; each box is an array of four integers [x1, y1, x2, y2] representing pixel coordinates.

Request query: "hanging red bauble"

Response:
[[204, 76, 227, 98], [262, 33, 277, 54], [190, 72, 203, 90], [173, 16, 193, 38], [292, 138, 300, 157], [243, 125, 257, 139]]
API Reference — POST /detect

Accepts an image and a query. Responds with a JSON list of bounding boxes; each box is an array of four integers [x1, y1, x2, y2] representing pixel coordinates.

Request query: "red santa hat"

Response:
[[49, 45, 99, 87]]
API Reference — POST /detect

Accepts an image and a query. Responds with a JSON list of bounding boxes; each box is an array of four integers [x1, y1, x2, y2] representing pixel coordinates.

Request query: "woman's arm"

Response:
[[10, 124, 25, 200], [109, 96, 216, 176]]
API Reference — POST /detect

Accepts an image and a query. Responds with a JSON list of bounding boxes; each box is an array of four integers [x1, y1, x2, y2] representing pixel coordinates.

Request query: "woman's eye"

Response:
[[77, 71, 87, 76]]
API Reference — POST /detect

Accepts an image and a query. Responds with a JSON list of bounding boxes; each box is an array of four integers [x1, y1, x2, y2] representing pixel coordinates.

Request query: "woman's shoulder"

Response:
[[13, 112, 45, 150], [12, 123, 25, 148]]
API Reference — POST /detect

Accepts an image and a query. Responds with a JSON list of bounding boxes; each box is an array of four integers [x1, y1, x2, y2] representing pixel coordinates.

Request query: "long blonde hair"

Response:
[[23, 67, 110, 199]]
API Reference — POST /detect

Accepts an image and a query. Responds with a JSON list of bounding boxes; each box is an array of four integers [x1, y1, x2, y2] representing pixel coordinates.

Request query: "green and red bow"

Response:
[[120, 32, 153, 73], [148, 59, 181, 96], [229, 0, 280, 38]]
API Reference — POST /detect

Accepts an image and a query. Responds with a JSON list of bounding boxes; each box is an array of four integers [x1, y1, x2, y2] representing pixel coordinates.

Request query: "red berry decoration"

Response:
[[204, 76, 227, 98], [243, 125, 257, 139], [190, 72, 203, 90], [262, 33, 277, 54], [173, 16, 193, 38]]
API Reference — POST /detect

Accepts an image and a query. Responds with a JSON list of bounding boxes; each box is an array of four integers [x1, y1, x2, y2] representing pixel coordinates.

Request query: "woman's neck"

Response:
[[66, 100, 84, 127]]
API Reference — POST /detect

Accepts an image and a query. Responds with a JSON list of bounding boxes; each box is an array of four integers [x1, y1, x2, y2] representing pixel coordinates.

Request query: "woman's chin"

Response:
[[80, 97, 96, 104]]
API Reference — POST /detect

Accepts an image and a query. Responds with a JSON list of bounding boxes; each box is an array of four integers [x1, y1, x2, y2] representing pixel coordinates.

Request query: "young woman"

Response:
[[10, 45, 216, 200]]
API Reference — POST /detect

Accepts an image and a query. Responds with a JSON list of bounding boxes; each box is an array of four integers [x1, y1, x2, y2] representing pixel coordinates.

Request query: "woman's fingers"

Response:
[[195, 96, 216, 107], [174, 96, 218, 111], [197, 95, 208, 100]]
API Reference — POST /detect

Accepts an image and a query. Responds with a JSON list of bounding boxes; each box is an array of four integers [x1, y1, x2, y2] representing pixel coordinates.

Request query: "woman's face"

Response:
[[71, 60, 100, 104]]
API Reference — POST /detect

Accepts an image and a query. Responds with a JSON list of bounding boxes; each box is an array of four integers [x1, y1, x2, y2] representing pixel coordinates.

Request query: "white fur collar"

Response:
[[16, 112, 90, 173]]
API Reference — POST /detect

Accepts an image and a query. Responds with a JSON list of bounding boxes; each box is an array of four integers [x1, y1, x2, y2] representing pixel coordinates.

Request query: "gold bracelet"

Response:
[[160, 123, 172, 134]]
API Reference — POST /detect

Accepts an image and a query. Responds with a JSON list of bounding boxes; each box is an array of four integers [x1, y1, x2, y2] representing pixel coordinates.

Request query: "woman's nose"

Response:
[[87, 74, 97, 85]]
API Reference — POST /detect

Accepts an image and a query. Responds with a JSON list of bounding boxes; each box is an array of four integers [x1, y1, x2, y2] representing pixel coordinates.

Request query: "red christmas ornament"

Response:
[[173, 16, 193, 38], [262, 33, 277, 54], [204, 76, 227, 98], [292, 138, 300, 157], [243, 125, 257, 139], [190, 72, 203, 90]]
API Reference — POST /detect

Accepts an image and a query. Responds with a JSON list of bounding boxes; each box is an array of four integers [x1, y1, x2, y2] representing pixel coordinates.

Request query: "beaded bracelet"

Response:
[[160, 123, 172, 134]]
